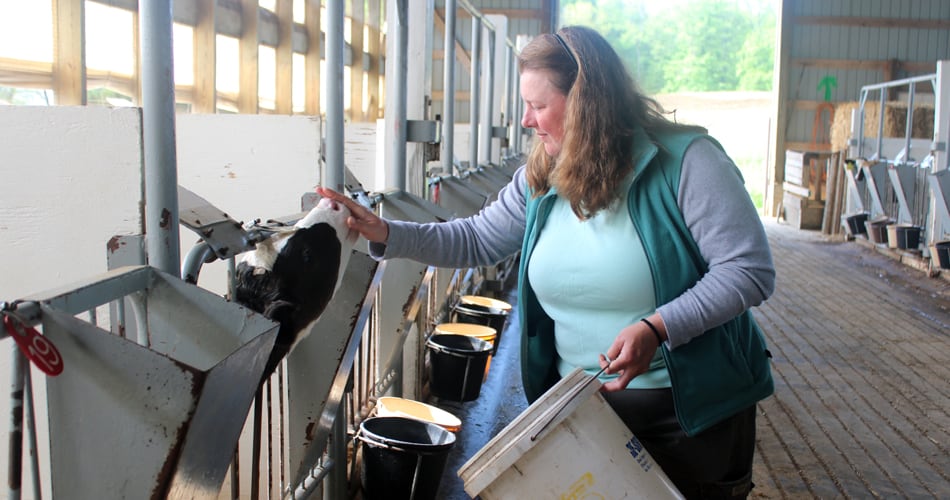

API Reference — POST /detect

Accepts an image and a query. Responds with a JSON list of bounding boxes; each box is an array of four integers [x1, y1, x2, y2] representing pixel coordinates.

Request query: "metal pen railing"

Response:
[[2, 1, 529, 498], [849, 61, 950, 252]]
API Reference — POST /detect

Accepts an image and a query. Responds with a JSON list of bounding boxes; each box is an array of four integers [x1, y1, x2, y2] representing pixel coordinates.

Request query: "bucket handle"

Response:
[[427, 344, 485, 358], [356, 432, 427, 500], [426, 337, 491, 357], [355, 430, 449, 456], [530, 355, 612, 442]]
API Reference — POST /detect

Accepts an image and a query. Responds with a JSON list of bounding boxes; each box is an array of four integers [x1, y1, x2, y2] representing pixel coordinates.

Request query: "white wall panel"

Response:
[[0, 106, 144, 300]]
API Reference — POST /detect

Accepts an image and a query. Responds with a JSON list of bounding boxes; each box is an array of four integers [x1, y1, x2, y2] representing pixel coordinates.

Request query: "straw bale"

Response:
[[830, 101, 934, 152], [831, 102, 859, 151]]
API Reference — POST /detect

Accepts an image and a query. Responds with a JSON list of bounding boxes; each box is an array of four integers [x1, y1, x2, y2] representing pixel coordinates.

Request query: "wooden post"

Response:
[[349, 0, 365, 121], [239, 0, 259, 113], [194, 0, 217, 113], [53, 0, 86, 105], [366, 1, 382, 120], [305, 0, 321, 116], [275, 0, 294, 114]]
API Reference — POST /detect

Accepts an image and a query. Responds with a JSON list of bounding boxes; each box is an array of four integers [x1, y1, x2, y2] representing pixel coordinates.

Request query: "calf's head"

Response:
[[234, 196, 359, 376]]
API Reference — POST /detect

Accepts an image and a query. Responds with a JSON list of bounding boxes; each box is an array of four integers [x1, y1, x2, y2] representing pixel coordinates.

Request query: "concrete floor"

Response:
[[426, 219, 949, 499]]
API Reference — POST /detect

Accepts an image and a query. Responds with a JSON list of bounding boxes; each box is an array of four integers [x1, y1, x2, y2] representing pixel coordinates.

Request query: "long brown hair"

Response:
[[518, 26, 695, 218]]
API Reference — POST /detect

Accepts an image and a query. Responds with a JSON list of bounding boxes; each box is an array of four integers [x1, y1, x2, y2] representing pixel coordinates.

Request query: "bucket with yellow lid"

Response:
[[434, 322, 498, 378], [426, 333, 493, 402], [375, 396, 462, 432], [453, 296, 511, 353]]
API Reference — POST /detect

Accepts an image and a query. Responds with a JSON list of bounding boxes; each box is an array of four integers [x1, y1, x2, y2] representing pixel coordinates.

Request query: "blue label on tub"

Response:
[[625, 436, 654, 472]]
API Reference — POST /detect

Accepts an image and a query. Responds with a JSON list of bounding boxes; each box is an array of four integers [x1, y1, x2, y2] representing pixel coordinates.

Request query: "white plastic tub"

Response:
[[458, 368, 684, 499]]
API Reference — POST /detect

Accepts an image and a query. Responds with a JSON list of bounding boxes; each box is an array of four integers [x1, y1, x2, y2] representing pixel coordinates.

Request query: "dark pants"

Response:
[[603, 388, 756, 499]]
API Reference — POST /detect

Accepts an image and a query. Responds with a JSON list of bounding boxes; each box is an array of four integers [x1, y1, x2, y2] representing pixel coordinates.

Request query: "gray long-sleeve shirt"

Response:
[[370, 138, 775, 348]]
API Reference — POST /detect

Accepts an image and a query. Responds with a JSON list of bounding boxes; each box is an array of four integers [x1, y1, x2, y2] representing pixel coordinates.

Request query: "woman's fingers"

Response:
[[598, 322, 660, 392], [316, 187, 390, 243], [316, 187, 366, 216]]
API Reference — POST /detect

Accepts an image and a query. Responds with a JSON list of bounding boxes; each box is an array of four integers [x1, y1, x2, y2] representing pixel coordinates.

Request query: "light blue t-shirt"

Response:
[[526, 179, 671, 389]]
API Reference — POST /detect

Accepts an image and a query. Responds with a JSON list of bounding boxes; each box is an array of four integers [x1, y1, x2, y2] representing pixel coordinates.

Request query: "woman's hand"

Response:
[[599, 315, 666, 392], [316, 187, 390, 244]]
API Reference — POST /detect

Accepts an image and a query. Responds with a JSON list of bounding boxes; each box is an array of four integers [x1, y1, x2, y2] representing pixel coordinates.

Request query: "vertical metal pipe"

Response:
[[479, 29, 495, 166], [7, 348, 24, 500], [904, 84, 916, 161], [325, 0, 345, 193], [324, 395, 347, 500], [405, 0, 434, 197], [22, 366, 40, 500], [469, 18, 481, 171], [513, 57, 523, 155], [139, 0, 180, 275], [442, 0, 457, 175], [502, 44, 513, 157], [385, 0, 409, 191], [936, 61, 950, 171], [324, 5, 347, 495], [857, 90, 867, 158], [115, 298, 127, 338], [876, 91, 886, 159], [250, 392, 262, 500]]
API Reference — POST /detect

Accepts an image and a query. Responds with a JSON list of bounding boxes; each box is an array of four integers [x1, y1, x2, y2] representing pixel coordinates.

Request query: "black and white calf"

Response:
[[234, 197, 358, 381]]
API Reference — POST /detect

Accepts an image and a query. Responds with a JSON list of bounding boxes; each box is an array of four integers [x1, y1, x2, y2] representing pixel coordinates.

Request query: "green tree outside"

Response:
[[561, 0, 776, 94], [737, 10, 777, 91]]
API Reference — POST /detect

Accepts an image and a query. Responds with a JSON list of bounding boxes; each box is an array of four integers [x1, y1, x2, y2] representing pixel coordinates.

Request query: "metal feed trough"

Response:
[[21, 265, 278, 499]]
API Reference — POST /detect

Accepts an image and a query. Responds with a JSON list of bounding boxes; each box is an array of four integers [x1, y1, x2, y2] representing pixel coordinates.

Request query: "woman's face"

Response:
[[520, 69, 567, 157]]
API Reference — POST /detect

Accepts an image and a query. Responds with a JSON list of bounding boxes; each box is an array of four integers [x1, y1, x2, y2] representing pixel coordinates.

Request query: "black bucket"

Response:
[[453, 300, 509, 354], [895, 226, 921, 250], [864, 218, 891, 245], [844, 213, 869, 236], [934, 241, 950, 269], [426, 334, 492, 402], [359, 416, 456, 500]]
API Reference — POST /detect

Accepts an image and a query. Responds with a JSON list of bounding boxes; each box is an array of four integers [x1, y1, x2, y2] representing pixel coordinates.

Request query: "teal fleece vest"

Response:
[[518, 128, 774, 436]]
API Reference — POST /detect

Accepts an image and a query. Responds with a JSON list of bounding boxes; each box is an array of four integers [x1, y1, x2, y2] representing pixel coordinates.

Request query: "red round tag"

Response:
[[4, 315, 64, 376]]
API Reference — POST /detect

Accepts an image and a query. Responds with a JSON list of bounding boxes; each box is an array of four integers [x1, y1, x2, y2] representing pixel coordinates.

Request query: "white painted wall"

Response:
[[0, 110, 337, 301], [347, 121, 384, 191], [0, 106, 145, 300]]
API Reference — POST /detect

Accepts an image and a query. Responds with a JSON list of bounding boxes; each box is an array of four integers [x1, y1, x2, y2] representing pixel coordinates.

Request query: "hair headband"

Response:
[[553, 32, 578, 68]]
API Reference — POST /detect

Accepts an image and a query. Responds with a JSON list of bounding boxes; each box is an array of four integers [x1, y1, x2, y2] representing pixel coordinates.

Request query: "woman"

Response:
[[320, 26, 775, 499]]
